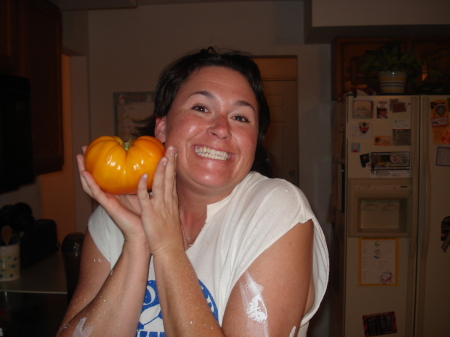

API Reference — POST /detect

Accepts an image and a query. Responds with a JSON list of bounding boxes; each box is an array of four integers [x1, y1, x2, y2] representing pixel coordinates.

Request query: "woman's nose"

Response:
[[208, 114, 231, 139]]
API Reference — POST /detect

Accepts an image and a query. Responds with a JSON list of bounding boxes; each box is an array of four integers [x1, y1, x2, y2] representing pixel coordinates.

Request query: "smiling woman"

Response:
[[57, 47, 329, 337]]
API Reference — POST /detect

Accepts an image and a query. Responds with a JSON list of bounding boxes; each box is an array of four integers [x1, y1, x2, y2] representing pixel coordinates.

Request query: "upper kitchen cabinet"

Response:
[[0, 0, 19, 73], [332, 36, 450, 99], [304, 0, 450, 44], [0, 0, 18, 73], [0, 0, 63, 175]]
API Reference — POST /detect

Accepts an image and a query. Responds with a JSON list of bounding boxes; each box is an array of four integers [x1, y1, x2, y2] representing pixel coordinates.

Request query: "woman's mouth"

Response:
[[194, 146, 230, 161]]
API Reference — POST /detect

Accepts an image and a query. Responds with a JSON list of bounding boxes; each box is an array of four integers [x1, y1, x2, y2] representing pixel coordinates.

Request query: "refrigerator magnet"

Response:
[[353, 100, 373, 119], [359, 122, 371, 135], [431, 116, 449, 127], [350, 142, 361, 153], [393, 119, 410, 129], [441, 217, 450, 253], [377, 101, 388, 119], [390, 98, 408, 113], [374, 136, 392, 146], [436, 146, 450, 167], [363, 312, 397, 336], [433, 128, 450, 145], [348, 122, 372, 140], [430, 100, 449, 127], [393, 129, 411, 146], [360, 153, 370, 168]]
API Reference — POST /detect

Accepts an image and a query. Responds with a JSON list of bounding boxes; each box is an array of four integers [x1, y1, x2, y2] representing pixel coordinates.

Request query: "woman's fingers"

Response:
[[76, 152, 92, 197], [81, 169, 105, 202], [151, 154, 169, 205], [164, 146, 177, 206], [137, 174, 151, 202], [151, 146, 178, 211], [138, 146, 182, 253]]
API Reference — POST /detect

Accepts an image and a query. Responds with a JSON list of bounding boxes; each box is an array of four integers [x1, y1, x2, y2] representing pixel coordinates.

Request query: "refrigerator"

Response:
[[328, 93, 450, 337]]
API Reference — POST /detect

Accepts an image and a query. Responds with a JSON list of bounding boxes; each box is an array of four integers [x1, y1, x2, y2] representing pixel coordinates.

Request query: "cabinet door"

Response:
[[0, 0, 18, 72], [19, 0, 63, 175]]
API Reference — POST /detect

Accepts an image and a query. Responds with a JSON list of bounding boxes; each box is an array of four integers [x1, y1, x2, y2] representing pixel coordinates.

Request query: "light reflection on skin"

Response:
[[240, 272, 269, 336], [73, 317, 92, 337]]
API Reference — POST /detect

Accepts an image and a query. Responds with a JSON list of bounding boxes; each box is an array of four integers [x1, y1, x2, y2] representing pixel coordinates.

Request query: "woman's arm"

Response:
[[56, 230, 151, 337], [152, 246, 224, 336], [222, 220, 314, 337], [57, 150, 153, 336]]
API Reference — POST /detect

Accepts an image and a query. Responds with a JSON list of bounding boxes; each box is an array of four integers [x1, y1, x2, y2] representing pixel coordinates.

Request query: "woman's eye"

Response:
[[192, 105, 208, 113], [233, 115, 250, 123]]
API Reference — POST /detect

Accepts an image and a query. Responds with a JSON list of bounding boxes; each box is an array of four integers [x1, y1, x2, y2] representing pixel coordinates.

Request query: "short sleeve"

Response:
[[87, 206, 113, 263]]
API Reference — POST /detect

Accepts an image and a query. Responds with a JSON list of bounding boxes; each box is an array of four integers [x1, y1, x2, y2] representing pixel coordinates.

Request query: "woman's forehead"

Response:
[[177, 66, 256, 100]]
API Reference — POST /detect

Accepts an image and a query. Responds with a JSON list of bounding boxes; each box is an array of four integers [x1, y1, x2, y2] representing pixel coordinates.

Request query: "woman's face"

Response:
[[155, 66, 259, 197]]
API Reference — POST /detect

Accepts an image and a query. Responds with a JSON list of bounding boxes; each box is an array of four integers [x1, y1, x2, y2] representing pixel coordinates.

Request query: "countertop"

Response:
[[0, 252, 67, 294]]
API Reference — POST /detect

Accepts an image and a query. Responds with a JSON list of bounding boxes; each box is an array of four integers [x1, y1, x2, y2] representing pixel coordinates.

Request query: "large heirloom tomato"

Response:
[[84, 136, 165, 195]]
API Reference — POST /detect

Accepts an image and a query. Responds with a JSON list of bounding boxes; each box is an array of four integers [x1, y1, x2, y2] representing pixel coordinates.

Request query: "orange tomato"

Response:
[[84, 136, 165, 194]]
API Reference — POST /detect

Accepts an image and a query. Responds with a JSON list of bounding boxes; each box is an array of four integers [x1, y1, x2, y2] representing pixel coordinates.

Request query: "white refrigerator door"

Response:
[[344, 95, 419, 337], [415, 96, 450, 336]]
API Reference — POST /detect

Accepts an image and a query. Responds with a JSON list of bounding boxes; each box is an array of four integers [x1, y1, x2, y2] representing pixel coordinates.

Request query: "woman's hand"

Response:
[[135, 146, 184, 255], [76, 147, 146, 245]]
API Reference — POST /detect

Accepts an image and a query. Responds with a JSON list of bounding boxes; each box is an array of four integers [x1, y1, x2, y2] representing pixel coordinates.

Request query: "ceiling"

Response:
[[50, 0, 299, 11]]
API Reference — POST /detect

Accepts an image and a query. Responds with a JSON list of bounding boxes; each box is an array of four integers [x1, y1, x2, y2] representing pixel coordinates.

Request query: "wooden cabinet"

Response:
[[0, 0, 63, 175], [19, 0, 63, 175], [332, 36, 450, 100], [0, 0, 19, 73]]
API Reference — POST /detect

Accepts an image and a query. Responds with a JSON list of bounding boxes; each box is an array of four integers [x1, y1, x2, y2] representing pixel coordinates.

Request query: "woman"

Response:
[[57, 48, 328, 337]]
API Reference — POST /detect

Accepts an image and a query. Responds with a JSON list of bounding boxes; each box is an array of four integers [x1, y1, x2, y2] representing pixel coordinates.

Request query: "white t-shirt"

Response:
[[89, 172, 329, 337]]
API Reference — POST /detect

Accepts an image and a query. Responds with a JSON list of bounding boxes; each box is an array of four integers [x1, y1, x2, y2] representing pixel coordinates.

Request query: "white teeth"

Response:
[[195, 146, 230, 161]]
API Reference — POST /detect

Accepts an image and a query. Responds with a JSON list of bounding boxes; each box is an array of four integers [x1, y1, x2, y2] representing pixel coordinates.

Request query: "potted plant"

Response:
[[360, 41, 423, 94]]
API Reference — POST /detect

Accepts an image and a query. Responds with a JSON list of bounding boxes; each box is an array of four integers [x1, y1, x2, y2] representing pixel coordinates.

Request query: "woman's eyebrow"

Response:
[[235, 99, 256, 112], [189, 90, 213, 99], [189, 90, 256, 112]]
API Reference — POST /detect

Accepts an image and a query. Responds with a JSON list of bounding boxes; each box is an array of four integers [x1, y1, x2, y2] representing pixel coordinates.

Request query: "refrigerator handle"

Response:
[[339, 161, 345, 213], [409, 97, 420, 260], [421, 97, 431, 260], [405, 97, 421, 337], [412, 96, 433, 337]]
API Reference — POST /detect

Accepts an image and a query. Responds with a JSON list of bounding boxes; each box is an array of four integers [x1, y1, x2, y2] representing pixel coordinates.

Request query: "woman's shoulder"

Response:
[[237, 172, 310, 207]]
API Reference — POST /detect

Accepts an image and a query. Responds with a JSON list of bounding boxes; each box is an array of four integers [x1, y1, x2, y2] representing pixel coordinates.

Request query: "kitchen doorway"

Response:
[[253, 57, 299, 186], [40, 53, 76, 245], [40, 53, 92, 243]]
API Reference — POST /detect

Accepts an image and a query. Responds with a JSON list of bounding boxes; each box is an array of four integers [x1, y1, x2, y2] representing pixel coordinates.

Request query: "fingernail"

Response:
[[168, 146, 177, 156]]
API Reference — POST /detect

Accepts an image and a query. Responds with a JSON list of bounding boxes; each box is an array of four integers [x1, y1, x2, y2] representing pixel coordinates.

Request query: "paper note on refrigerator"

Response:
[[359, 238, 398, 286], [430, 99, 450, 144]]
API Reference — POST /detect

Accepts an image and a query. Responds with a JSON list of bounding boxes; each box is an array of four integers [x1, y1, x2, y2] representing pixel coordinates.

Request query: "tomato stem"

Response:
[[123, 139, 132, 151]]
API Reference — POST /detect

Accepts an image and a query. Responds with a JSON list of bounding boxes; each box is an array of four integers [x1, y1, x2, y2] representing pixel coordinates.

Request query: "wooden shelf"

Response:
[[332, 36, 450, 100]]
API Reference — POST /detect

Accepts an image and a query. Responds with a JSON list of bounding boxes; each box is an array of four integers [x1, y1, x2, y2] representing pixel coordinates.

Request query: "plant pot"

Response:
[[378, 71, 407, 94]]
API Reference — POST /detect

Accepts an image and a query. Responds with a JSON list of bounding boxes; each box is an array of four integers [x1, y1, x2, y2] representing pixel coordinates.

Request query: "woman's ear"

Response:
[[154, 117, 167, 143]]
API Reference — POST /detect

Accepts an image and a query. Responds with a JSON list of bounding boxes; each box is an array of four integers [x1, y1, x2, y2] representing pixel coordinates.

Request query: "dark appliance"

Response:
[[0, 73, 34, 193]]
